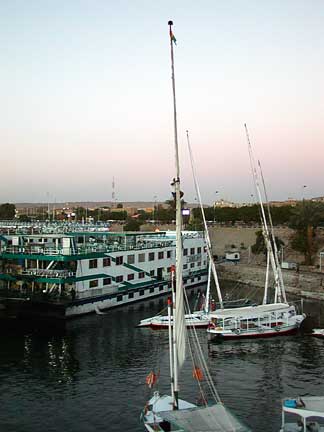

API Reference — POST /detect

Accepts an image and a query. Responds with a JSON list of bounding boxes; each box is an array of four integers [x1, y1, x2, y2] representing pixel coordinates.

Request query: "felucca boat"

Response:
[[207, 125, 305, 340], [141, 20, 251, 432]]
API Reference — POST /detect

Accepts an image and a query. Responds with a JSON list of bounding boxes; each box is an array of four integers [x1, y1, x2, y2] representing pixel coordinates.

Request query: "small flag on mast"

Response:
[[168, 20, 177, 45], [170, 29, 177, 45]]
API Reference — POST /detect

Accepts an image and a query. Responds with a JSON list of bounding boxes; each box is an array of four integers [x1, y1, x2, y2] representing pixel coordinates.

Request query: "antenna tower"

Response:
[[112, 176, 116, 206]]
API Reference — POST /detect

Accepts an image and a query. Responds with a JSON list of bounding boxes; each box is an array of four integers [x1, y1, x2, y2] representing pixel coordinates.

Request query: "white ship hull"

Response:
[[66, 275, 208, 318]]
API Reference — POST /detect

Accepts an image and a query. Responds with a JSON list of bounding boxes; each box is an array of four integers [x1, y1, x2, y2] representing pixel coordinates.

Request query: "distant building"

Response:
[[269, 199, 298, 207], [311, 196, 324, 203], [214, 199, 239, 208], [225, 250, 240, 262]]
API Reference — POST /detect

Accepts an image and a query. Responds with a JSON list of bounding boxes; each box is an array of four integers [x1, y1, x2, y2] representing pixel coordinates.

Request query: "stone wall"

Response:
[[217, 262, 324, 301]]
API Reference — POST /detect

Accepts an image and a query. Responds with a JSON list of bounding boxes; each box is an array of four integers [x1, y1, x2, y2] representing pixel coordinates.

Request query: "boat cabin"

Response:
[[280, 396, 324, 431]]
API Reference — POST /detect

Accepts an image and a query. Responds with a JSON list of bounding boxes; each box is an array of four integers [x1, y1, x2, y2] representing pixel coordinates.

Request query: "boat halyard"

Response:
[[0, 225, 208, 320]]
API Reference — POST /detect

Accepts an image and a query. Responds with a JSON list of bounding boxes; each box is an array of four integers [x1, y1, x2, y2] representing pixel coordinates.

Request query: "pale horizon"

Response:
[[1, 1, 323, 206]]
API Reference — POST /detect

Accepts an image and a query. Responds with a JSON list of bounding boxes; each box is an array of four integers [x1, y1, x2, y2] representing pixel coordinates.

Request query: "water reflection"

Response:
[[0, 285, 324, 431]]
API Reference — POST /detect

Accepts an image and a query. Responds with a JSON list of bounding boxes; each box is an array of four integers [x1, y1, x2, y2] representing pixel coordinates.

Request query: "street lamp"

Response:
[[153, 195, 157, 222], [214, 191, 219, 224]]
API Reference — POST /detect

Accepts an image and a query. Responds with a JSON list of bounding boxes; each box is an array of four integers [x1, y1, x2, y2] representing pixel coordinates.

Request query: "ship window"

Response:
[[128, 292, 134, 299], [103, 278, 111, 285], [197, 247, 201, 254], [116, 275, 124, 283], [197, 262, 201, 267], [127, 273, 134, 281], [127, 254, 135, 264], [89, 280, 98, 288], [183, 248, 188, 256], [190, 263, 195, 268], [138, 253, 145, 263], [149, 287, 154, 293], [139, 290, 144, 296], [116, 256, 124, 265], [160, 285, 164, 291], [191, 278, 195, 283], [148, 252, 155, 261], [103, 257, 111, 267], [190, 248, 195, 255], [150, 270, 155, 277], [117, 295, 123, 302], [183, 264, 188, 269], [198, 276, 201, 281], [158, 251, 164, 259], [167, 250, 172, 258], [89, 259, 98, 269], [139, 272, 145, 279]]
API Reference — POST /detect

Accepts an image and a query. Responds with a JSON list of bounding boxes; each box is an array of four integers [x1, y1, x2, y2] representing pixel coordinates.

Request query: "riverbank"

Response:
[[217, 261, 324, 301]]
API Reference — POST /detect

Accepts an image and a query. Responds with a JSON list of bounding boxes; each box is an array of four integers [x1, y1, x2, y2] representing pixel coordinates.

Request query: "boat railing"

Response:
[[21, 269, 75, 278], [1, 241, 176, 256]]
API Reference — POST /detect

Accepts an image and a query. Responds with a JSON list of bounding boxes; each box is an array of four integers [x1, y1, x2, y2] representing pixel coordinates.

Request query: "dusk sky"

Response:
[[1, 1, 323, 205]]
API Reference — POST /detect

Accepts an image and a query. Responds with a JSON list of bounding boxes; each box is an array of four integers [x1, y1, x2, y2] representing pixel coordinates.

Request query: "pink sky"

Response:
[[1, 1, 323, 204]]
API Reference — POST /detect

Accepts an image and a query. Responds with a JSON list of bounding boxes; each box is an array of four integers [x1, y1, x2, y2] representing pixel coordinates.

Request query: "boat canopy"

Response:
[[160, 404, 251, 432], [209, 303, 291, 320], [283, 396, 324, 419]]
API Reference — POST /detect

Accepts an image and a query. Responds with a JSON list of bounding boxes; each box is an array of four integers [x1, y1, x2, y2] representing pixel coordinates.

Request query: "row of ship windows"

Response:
[[88, 247, 204, 269], [114, 276, 202, 302], [88, 262, 206, 288], [89, 250, 173, 269]]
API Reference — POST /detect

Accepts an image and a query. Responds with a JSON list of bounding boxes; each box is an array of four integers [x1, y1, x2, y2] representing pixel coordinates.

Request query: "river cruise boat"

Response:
[[280, 396, 324, 431], [207, 303, 305, 340], [0, 223, 208, 320]]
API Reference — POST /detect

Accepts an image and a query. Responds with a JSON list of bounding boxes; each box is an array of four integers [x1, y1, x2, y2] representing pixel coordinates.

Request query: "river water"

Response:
[[1, 288, 324, 432]]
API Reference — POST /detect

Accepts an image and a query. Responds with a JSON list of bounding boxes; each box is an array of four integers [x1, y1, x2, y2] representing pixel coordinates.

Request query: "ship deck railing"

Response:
[[19, 269, 75, 278], [0, 241, 175, 256]]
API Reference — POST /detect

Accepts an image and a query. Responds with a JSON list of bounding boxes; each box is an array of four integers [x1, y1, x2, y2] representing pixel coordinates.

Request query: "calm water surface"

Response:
[[1, 292, 324, 432]]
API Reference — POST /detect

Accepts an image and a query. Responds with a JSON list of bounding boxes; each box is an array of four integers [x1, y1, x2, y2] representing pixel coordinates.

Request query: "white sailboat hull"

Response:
[[208, 320, 303, 340], [207, 303, 305, 340], [311, 328, 324, 338], [137, 311, 210, 329], [142, 392, 251, 432]]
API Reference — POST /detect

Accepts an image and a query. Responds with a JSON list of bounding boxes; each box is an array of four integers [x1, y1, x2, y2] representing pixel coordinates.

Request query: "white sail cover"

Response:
[[175, 230, 187, 369], [160, 404, 251, 432]]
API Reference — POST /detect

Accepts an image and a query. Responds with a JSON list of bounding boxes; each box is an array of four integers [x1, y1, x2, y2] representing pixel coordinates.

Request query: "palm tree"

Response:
[[289, 200, 324, 265]]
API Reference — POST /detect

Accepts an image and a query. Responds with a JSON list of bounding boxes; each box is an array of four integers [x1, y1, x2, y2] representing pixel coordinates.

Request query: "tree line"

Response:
[[3, 200, 324, 265]]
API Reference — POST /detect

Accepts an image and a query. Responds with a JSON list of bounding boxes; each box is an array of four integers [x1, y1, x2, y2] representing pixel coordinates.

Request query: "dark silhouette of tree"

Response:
[[0, 203, 16, 219], [289, 200, 324, 265], [251, 230, 284, 256], [124, 217, 141, 231]]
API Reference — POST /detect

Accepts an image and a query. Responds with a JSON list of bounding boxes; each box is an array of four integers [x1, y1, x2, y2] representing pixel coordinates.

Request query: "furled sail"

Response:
[[174, 191, 186, 370]]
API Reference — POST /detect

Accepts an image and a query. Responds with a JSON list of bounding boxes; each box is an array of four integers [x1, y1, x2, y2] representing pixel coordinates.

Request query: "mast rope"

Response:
[[183, 288, 239, 431]]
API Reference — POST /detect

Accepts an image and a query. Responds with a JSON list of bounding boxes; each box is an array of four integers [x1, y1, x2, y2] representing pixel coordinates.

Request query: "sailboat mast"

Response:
[[168, 19, 184, 410], [168, 270, 175, 399], [258, 160, 287, 303], [244, 123, 280, 303], [186, 130, 224, 309]]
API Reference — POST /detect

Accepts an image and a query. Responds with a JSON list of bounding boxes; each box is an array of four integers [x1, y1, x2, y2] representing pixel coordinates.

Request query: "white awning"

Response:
[[211, 303, 291, 319], [283, 396, 324, 419]]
